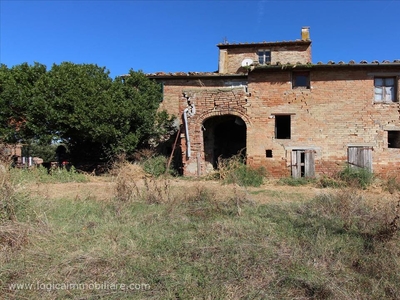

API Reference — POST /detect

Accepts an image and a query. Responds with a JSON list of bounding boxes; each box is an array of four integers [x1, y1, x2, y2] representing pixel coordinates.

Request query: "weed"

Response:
[[316, 175, 345, 188], [0, 166, 16, 222], [278, 176, 315, 186], [382, 176, 400, 194], [338, 166, 374, 189], [217, 154, 266, 187], [142, 155, 175, 177], [2, 168, 400, 299], [10, 165, 88, 184]]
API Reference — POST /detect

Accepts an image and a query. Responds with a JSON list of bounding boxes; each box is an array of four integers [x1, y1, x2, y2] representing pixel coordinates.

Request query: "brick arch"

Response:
[[193, 109, 252, 132]]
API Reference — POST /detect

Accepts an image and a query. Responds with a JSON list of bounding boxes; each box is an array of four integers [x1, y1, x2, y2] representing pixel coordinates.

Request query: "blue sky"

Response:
[[1, 0, 399, 78]]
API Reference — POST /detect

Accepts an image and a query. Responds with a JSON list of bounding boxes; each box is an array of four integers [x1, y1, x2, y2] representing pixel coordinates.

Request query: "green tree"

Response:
[[31, 63, 171, 162], [1, 62, 174, 164], [0, 63, 47, 142]]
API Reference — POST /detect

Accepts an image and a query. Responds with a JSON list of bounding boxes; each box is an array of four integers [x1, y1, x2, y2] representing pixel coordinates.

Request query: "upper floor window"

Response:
[[258, 50, 271, 65], [374, 77, 397, 102], [292, 71, 310, 89], [275, 115, 291, 139]]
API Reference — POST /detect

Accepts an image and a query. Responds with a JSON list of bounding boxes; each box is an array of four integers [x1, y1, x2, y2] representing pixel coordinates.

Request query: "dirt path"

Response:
[[24, 176, 344, 204]]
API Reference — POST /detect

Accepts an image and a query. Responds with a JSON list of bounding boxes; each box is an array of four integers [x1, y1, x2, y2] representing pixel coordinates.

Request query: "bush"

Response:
[[217, 155, 266, 187], [338, 166, 374, 189], [224, 164, 266, 187], [142, 155, 169, 177]]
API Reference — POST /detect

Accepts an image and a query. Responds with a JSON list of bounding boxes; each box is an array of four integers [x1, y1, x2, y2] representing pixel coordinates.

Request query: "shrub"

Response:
[[217, 155, 266, 187], [142, 155, 174, 177], [338, 166, 374, 189], [225, 164, 266, 187]]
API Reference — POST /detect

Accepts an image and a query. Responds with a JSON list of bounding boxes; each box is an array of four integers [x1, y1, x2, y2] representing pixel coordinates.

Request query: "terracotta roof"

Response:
[[252, 60, 400, 70], [217, 39, 311, 48], [146, 60, 400, 78], [146, 72, 247, 78]]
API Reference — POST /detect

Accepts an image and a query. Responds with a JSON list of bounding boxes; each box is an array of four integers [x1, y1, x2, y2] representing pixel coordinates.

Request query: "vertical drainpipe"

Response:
[[183, 108, 191, 158]]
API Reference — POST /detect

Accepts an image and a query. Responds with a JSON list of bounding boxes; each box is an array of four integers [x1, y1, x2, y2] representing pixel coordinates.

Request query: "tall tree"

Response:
[[1, 62, 174, 163], [31, 63, 169, 162], [0, 63, 47, 142]]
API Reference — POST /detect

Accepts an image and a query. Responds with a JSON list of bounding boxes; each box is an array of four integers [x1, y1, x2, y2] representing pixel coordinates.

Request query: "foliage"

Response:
[[0, 63, 175, 163], [338, 166, 374, 189], [9, 165, 88, 184], [278, 176, 315, 186], [142, 155, 174, 177], [0, 63, 47, 142], [22, 141, 60, 163], [217, 154, 266, 187]]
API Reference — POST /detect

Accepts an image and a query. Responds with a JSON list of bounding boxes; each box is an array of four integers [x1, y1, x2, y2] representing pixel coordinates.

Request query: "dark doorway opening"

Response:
[[203, 115, 247, 169]]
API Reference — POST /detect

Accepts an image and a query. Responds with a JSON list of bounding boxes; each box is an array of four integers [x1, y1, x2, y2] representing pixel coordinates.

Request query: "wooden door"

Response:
[[291, 149, 315, 178]]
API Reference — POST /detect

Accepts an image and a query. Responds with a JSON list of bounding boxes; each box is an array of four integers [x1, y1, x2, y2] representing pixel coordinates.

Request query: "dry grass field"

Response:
[[1, 162, 400, 299]]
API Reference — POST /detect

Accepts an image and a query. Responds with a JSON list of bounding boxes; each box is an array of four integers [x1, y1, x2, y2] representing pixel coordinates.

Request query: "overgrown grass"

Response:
[[279, 166, 375, 189], [9, 165, 88, 184], [217, 154, 266, 187], [278, 176, 316, 186], [1, 164, 400, 299], [337, 166, 374, 189]]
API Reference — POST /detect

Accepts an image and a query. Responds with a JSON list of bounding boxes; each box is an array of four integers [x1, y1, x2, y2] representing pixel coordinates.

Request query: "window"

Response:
[[258, 50, 271, 65], [292, 72, 310, 89], [266, 150, 273, 158], [348, 146, 372, 171], [388, 131, 400, 148], [374, 77, 396, 102], [275, 115, 291, 139]]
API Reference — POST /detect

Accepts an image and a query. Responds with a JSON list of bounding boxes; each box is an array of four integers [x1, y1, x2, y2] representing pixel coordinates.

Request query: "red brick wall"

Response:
[[156, 66, 400, 178], [248, 67, 400, 177]]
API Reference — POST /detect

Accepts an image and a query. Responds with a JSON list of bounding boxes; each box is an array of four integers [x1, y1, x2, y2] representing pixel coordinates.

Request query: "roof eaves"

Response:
[[251, 60, 400, 71], [146, 72, 248, 79], [217, 39, 311, 48]]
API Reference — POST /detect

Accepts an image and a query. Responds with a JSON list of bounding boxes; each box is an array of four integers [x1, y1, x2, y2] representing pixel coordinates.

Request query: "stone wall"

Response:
[[219, 43, 311, 74]]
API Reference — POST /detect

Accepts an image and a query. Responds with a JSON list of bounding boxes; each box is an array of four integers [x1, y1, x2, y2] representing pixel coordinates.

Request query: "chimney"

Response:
[[301, 26, 310, 41]]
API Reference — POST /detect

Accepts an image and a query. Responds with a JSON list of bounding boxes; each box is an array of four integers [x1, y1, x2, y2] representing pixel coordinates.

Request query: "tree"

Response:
[[31, 63, 171, 162], [0, 63, 47, 142], [1, 62, 175, 164]]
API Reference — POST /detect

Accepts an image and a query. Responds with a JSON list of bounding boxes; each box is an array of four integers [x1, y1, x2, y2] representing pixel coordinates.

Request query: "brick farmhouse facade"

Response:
[[149, 27, 400, 178]]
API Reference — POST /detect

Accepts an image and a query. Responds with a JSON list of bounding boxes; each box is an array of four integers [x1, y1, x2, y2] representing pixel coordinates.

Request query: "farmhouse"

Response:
[[148, 27, 400, 178]]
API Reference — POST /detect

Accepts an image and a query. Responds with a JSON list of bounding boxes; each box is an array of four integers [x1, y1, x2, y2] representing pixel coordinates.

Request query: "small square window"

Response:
[[292, 72, 310, 89], [258, 50, 271, 65], [266, 150, 273, 157], [374, 77, 397, 103], [275, 115, 291, 139], [388, 131, 400, 148]]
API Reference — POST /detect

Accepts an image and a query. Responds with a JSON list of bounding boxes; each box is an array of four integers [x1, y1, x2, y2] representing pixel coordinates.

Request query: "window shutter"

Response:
[[305, 150, 315, 177]]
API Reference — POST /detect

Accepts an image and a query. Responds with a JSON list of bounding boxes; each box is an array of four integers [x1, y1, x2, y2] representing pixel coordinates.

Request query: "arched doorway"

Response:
[[203, 115, 247, 169]]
